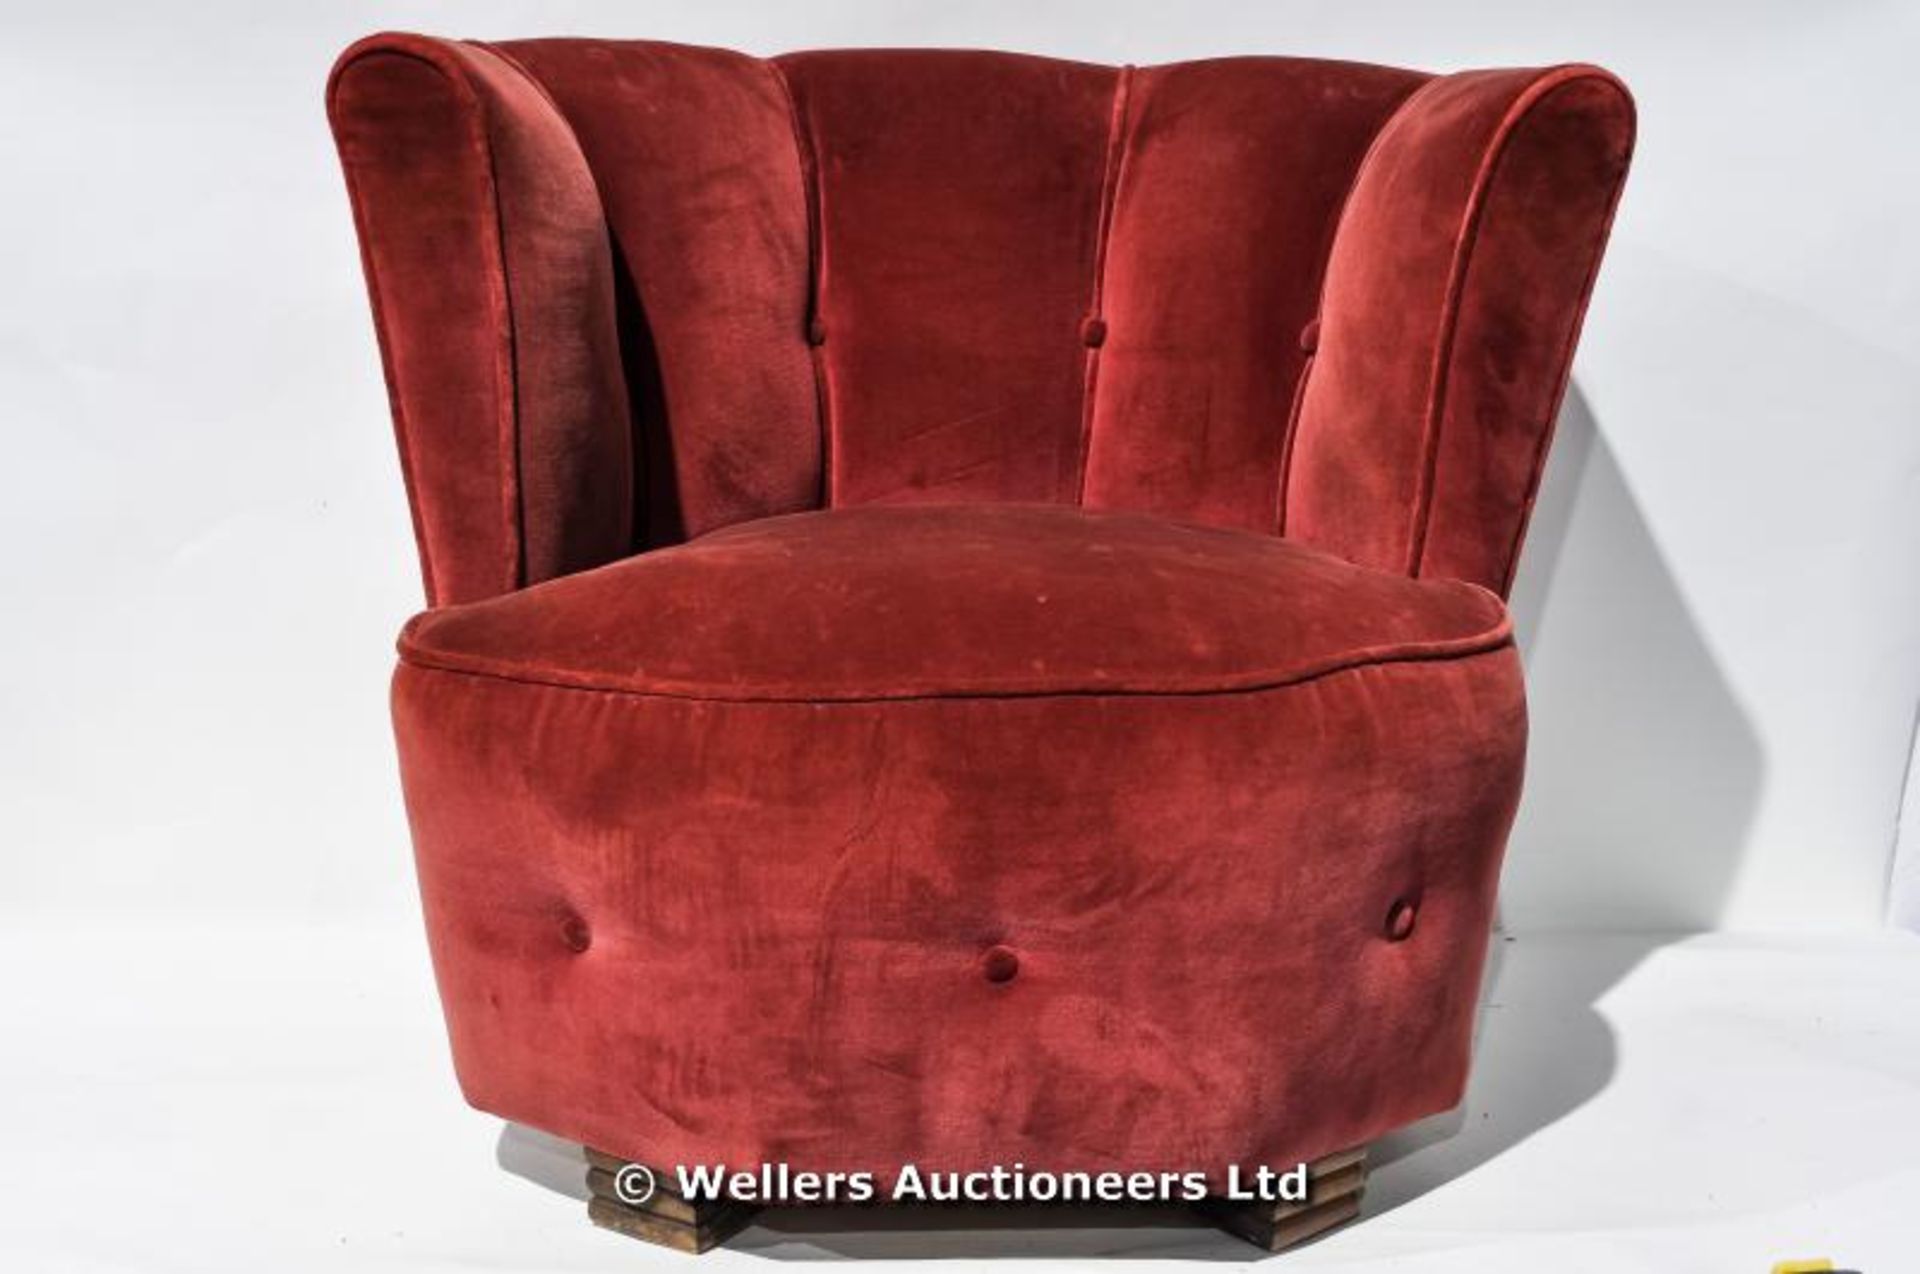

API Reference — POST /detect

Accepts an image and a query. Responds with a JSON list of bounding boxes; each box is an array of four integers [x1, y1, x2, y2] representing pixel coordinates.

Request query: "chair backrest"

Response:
[[330, 36, 1632, 603]]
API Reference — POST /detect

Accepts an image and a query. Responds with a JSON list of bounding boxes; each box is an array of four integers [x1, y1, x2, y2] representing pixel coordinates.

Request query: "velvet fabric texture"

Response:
[[329, 34, 1633, 1182]]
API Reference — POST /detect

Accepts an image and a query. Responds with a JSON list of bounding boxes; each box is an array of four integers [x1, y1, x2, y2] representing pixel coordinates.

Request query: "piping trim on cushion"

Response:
[[395, 603, 1513, 704]]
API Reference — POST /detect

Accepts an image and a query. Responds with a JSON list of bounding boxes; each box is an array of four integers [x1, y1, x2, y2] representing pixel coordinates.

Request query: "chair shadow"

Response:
[[497, 381, 1764, 1256], [1502, 385, 1764, 935], [1369, 382, 1764, 1217]]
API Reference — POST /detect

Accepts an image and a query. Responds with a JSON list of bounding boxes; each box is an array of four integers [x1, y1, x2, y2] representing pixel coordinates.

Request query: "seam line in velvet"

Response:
[[767, 58, 833, 509], [1074, 63, 1134, 505], [1405, 65, 1617, 581], [1276, 70, 1439, 539], [455, 40, 528, 593], [1274, 347, 1316, 536], [394, 626, 1515, 705], [475, 40, 643, 568]]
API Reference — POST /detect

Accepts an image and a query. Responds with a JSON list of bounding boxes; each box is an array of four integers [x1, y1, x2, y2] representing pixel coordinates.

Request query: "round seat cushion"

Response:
[[392, 503, 1527, 1183], [399, 503, 1509, 700]]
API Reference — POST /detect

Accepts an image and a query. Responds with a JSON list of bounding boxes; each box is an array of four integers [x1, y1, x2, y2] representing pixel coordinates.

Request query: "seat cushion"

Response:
[[391, 503, 1527, 1183], [400, 504, 1509, 700]]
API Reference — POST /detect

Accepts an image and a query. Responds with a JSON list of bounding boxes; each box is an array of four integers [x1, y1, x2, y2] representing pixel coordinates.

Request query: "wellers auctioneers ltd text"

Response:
[[648, 1162, 1315, 1205]]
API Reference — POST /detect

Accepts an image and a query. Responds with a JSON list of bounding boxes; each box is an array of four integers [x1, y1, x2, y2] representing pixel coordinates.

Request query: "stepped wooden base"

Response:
[[1196, 1146, 1368, 1251], [584, 1149, 756, 1254], [584, 1144, 1367, 1255]]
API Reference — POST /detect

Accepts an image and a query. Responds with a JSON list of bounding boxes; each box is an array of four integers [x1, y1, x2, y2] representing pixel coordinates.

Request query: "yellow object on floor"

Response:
[[1770, 1261, 1833, 1273]]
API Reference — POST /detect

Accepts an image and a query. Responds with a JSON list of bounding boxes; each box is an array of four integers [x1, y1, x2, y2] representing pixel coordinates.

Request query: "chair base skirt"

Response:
[[583, 1145, 1366, 1255]]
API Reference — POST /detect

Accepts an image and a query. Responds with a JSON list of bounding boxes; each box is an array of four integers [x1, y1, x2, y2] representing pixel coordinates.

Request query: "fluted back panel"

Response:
[[494, 43, 1429, 536], [775, 51, 1119, 508], [1081, 58, 1424, 532], [335, 35, 1630, 591], [498, 39, 822, 546]]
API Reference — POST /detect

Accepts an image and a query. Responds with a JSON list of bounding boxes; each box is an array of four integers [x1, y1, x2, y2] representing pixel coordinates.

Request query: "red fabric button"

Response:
[[807, 316, 828, 346], [559, 912, 592, 953], [1384, 898, 1417, 942], [1080, 316, 1107, 348], [1298, 317, 1321, 354], [981, 945, 1020, 983]]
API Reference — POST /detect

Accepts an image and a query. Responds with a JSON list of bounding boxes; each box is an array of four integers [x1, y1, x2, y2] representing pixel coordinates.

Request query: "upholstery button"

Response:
[[1384, 898, 1417, 942], [1080, 316, 1108, 348], [1298, 317, 1321, 354], [559, 912, 592, 953], [807, 316, 828, 346], [980, 945, 1020, 984]]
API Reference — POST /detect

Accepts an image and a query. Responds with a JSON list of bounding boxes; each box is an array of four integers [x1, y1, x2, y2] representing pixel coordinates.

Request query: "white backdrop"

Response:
[[2, 1, 1916, 933]]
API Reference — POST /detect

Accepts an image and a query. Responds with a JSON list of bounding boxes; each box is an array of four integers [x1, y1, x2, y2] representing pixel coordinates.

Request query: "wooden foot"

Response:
[[1196, 1146, 1367, 1251], [585, 1148, 756, 1255]]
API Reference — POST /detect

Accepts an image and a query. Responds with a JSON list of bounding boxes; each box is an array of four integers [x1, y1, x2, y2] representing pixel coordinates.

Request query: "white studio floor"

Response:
[[1, 925, 1914, 1272]]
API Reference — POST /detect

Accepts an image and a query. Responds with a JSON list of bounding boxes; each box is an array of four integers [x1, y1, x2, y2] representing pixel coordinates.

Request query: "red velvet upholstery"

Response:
[[496, 40, 821, 548], [1083, 58, 1425, 532], [1284, 67, 1634, 590], [329, 33, 1632, 1187], [327, 37, 635, 604], [401, 504, 1510, 701], [776, 52, 1119, 507]]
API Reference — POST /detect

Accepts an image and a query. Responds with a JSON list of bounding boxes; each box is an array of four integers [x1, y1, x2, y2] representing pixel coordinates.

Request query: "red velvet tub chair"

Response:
[[328, 33, 1632, 1254]]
